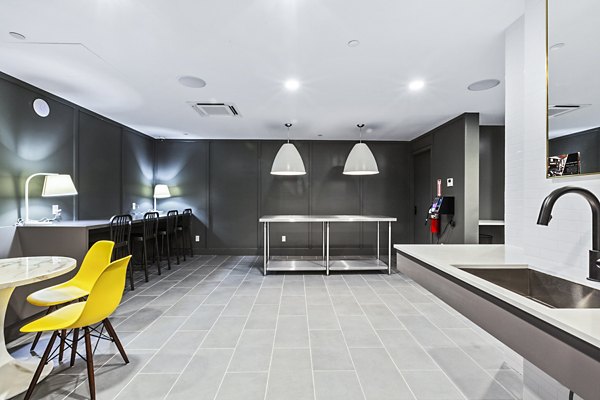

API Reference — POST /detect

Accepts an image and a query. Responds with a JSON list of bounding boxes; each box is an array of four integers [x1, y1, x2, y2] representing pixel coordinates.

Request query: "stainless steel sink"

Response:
[[455, 266, 600, 309]]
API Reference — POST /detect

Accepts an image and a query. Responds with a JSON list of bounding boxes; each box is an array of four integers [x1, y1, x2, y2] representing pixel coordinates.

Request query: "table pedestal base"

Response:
[[0, 288, 53, 400]]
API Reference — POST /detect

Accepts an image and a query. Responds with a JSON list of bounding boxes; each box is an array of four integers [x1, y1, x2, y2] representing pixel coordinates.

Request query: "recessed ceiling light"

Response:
[[9, 31, 25, 40], [33, 98, 50, 117], [284, 79, 300, 91], [366, 128, 373, 133], [550, 42, 565, 51], [408, 80, 425, 91], [347, 40, 360, 47], [468, 79, 501, 91], [178, 76, 207, 88]]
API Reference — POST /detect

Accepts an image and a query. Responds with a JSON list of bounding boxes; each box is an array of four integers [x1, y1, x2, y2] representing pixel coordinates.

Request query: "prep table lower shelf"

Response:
[[264, 258, 389, 273], [329, 259, 389, 271], [265, 260, 326, 272], [259, 215, 397, 275]]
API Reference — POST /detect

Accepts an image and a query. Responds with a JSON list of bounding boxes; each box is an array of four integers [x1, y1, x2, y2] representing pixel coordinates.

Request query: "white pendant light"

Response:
[[271, 123, 306, 176], [344, 124, 379, 175]]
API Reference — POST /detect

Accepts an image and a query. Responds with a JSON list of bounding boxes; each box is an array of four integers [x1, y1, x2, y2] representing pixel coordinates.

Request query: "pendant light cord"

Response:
[[357, 123, 365, 143], [285, 123, 292, 143]]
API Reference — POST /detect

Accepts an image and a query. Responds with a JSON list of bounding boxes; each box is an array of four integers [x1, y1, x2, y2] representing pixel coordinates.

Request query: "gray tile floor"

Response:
[[10, 255, 525, 400]]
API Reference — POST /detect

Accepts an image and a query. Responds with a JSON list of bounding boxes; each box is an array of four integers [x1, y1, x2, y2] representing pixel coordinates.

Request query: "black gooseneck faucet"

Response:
[[537, 186, 600, 282]]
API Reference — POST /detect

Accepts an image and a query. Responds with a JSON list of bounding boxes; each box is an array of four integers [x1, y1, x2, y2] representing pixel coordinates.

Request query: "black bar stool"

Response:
[[159, 210, 181, 269], [177, 208, 194, 260], [133, 212, 162, 281], [109, 214, 133, 289]]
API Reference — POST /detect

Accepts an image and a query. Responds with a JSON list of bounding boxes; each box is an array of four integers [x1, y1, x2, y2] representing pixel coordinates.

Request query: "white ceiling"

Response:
[[548, 0, 600, 139], [0, 0, 524, 140]]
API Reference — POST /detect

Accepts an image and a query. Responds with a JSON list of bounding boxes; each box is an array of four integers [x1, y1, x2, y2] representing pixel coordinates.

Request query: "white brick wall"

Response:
[[505, 0, 600, 285], [506, 1, 600, 398]]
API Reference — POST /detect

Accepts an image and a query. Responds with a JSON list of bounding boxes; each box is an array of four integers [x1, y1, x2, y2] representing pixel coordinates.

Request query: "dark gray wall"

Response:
[[0, 76, 76, 225], [479, 126, 505, 244], [122, 129, 155, 213], [155, 140, 411, 254], [480, 126, 505, 220], [78, 112, 122, 219], [410, 113, 480, 244], [210, 141, 259, 250], [154, 140, 209, 247], [0, 72, 155, 226], [549, 128, 600, 174]]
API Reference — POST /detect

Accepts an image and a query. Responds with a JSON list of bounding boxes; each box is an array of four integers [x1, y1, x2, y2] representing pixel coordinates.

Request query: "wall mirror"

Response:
[[547, 0, 600, 178]]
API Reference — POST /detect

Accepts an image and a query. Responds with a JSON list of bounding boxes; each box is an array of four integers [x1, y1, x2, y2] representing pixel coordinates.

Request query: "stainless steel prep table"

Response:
[[259, 215, 397, 275]]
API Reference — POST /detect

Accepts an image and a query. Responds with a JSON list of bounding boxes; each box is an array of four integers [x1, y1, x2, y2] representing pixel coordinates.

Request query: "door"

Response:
[[413, 150, 432, 244]]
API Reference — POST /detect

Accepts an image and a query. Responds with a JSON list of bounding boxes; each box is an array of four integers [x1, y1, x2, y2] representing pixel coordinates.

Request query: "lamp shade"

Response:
[[343, 143, 379, 175], [271, 143, 306, 175], [154, 184, 171, 198], [41, 174, 78, 197]]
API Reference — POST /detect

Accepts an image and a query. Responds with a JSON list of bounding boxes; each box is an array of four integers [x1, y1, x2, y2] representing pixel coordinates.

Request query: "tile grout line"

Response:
[[323, 276, 368, 400], [340, 274, 419, 400], [362, 274, 468, 400], [262, 270, 284, 400], [159, 255, 253, 400], [211, 257, 266, 400], [302, 274, 318, 400], [388, 276, 520, 400], [111, 255, 237, 400]]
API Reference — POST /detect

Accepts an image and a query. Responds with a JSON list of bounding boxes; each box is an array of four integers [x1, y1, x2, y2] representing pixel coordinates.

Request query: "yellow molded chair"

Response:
[[27, 240, 115, 353], [21, 255, 132, 400]]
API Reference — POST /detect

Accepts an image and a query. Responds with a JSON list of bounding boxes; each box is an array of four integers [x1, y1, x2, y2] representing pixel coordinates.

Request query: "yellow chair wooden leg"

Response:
[[70, 328, 79, 367], [84, 327, 96, 400], [103, 319, 129, 364], [24, 331, 59, 400], [58, 329, 67, 362]]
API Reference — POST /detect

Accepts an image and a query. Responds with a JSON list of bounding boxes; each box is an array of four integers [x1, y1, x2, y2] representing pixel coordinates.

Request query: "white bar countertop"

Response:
[[260, 215, 397, 222], [18, 220, 112, 229], [18, 214, 169, 229], [394, 244, 600, 349]]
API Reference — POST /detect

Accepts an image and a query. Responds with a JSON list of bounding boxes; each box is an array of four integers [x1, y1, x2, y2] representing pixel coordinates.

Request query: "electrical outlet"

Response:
[[52, 205, 59, 214], [446, 178, 454, 187], [195, 235, 200, 242], [281, 235, 286, 243]]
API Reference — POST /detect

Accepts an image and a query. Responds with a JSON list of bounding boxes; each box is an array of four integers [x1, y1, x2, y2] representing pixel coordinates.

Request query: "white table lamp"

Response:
[[153, 184, 171, 211], [24, 173, 78, 224]]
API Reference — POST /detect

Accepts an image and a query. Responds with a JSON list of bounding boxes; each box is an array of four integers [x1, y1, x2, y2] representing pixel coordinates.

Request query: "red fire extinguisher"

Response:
[[430, 215, 440, 234]]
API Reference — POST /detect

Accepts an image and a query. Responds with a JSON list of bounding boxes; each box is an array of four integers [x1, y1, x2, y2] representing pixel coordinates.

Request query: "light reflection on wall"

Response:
[[128, 139, 154, 181], [16, 128, 68, 161]]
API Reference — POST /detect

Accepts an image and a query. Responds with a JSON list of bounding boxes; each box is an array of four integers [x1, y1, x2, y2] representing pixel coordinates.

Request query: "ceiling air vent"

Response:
[[189, 102, 241, 117], [548, 104, 590, 118]]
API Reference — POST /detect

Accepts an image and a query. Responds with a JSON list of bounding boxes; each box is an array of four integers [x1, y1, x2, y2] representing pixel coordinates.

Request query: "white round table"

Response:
[[0, 256, 76, 400]]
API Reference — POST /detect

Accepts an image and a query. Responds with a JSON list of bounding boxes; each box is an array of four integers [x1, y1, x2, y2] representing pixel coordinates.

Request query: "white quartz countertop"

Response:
[[394, 244, 600, 350], [260, 215, 397, 222], [0, 256, 77, 289]]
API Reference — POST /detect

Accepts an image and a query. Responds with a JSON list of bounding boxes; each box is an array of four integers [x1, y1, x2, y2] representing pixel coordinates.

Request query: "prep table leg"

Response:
[[326, 222, 330, 276], [267, 222, 270, 263], [388, 221, 392, 275], [322, 222, 325, 267], [377, 221, 380, 261], [263, 222, 267, 276]]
